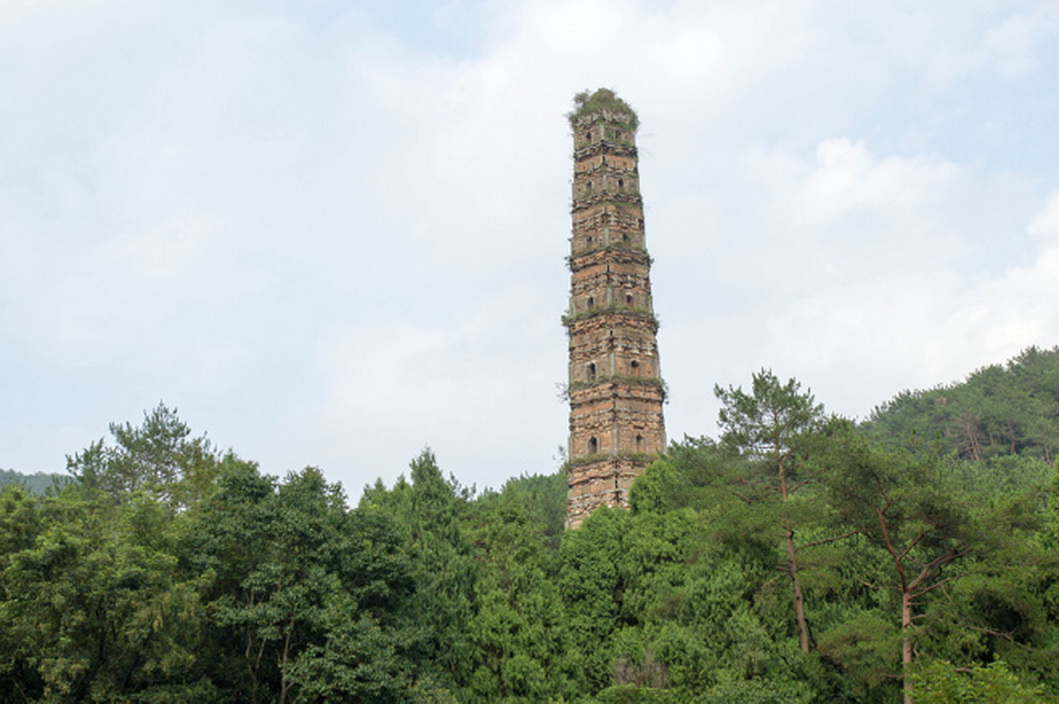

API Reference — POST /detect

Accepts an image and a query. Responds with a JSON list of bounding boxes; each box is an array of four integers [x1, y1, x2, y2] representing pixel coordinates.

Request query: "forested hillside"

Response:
[[869, 346, 1059, 463], [867, 345, 1059, 498], [2, 349, 1058, 702], [0, 469, 70, 494]]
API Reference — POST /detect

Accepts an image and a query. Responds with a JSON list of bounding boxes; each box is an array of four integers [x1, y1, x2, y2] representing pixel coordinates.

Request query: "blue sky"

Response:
[[3, 1, 1059, 495]]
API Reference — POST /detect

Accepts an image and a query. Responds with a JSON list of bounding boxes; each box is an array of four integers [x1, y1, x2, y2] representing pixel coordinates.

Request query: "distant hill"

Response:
[[868, 346, 1059, 463], [866, 345, 1059, 495], [0, 469, 72, 494]]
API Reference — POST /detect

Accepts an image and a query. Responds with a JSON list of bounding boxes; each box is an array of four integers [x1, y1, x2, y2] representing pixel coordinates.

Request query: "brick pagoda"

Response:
[[564, 89, 666, 529]]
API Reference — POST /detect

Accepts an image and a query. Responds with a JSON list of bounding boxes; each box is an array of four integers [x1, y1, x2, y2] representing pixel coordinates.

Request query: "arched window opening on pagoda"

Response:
[[625, 293, 633, 305], [618, 178, 624, 190], [588, 437, 598, 454], [587, 362, 597, 381], [630, 360, 640, 375], [587, 296, 595, 309], [635, 434, 644, 452]]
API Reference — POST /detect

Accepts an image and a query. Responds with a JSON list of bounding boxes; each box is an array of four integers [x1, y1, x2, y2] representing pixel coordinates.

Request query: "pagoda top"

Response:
[[567, 88, 639, 131]]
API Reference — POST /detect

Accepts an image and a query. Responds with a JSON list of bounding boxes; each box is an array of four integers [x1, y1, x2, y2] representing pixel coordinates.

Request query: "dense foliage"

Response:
[[2, 348, 1059, 702]]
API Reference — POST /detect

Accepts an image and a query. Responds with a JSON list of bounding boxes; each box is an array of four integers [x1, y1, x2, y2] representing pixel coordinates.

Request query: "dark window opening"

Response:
[[587, 296, 595, 309], [630, 360, 640, 375], [585, 130, 591, 141], [588, 437, 598, 454], [635, 434, 644, 452], [625, 294, 633, 305], [618, 178, 624, 189], [587, 362, 596, 380]]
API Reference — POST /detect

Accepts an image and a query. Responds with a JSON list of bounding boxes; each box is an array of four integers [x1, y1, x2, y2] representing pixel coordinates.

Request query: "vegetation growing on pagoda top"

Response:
[[568, 88, 639, 131]]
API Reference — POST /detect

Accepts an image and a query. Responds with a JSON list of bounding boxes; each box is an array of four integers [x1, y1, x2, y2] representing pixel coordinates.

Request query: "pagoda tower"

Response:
[[564, 89, 666, 529]]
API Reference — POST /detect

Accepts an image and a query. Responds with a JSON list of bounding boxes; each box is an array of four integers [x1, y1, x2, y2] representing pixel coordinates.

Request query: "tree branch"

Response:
[[906, 547, 971, 594], [797, 529, 863, 551], [909, 570, 970, 598], [896, 532, 926, 561], [966, 625, 1033, 650]]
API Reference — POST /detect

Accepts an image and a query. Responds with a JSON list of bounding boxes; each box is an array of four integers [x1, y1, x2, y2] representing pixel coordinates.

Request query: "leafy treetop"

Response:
[[567, 88, 639, 131]]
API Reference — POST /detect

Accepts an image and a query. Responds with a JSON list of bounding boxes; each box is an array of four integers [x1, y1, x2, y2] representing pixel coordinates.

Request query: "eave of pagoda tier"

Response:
[[573, 142, 638, 160], [571, 192, 642, 214], [565, 310, 658, 337], [568, 246, 650, 272]]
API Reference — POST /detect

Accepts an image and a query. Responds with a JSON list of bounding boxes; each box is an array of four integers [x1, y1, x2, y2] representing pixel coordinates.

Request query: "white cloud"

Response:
[[796, 138, 962, 224], [1028, 190, 1059, 242], [750, 183, 1059, 420], [985, 5, 1059, 77], [2, 0, 1059, 492]]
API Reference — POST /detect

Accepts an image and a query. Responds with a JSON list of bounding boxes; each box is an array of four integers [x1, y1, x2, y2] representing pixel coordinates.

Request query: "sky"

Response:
[[3, 0, 1059, 496]]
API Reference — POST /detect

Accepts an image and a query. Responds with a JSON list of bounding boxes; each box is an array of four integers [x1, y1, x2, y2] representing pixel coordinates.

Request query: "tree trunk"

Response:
[[786, 530, 810, 652], [778, 454, 810, 652], [902, 589, 914, 704], [278, 622, 293, 704], [246, 626, 260, 704]]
